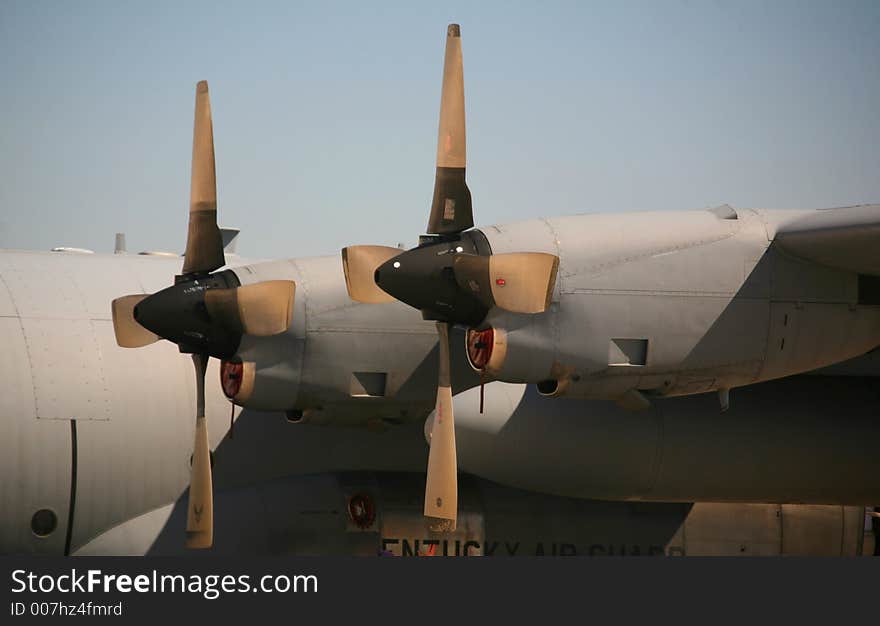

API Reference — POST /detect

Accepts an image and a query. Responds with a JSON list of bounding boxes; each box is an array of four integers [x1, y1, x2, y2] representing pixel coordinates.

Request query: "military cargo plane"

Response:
[[1, 24, 878, 556]]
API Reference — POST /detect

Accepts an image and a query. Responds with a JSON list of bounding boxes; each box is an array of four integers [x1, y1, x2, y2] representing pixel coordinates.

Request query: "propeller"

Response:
[[187, 352, 213, 548], [111, 295, 158, 348], [424, 322, 457, 529], [110, 80, 295, 548], [341, 25, 560, 530]]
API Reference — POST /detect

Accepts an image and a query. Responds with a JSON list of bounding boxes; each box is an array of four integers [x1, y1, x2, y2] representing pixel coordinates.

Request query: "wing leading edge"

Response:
[[773, 204, 880, 275]]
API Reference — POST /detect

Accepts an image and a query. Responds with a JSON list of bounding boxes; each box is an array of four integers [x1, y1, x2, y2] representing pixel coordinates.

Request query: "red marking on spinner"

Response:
[[495, 278, 506, 286]]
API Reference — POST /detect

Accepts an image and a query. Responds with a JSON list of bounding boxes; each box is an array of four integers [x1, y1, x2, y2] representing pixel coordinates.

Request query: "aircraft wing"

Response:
[[773, 204, 880, 275]]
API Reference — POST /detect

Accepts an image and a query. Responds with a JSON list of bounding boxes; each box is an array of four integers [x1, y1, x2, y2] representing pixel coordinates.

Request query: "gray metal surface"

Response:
[[772, 204, 880, 275], [478, 206, 880, 401], [73, 472, 869, 557], [451, 378, 880, 504]]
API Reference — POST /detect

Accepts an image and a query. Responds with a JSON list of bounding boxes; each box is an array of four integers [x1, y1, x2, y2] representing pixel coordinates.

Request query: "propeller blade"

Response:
[[488, 253, 559, 313], [341, 245, 400, 303], [111, 294, 159, 348], [426, 24, 472, 236], [186, 353, 214, 548], [182, 80, 225, 276], [454, 252, 559, 314], [424, 322, 458, 530], [204, 280, 295, 336]]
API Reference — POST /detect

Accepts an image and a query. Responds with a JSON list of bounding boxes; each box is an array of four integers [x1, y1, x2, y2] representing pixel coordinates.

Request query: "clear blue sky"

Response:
[[2, 1, 878, 257]]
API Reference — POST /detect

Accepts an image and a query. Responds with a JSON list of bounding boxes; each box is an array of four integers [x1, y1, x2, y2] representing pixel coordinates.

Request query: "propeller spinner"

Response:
[[341, 25, 559, 530], [111, 81, 295, 548]]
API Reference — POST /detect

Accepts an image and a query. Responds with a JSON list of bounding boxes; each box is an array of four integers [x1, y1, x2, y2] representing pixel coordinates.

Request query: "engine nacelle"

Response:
[[215, 262, 306, 412], [215, 324, 306, 412]]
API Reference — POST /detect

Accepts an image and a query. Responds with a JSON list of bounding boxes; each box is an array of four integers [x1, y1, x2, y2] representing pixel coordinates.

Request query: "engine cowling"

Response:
[[214, 262, 306, 413]]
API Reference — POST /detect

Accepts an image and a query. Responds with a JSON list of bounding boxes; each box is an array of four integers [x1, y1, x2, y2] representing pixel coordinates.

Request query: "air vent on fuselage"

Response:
[[609, 338, 648, 366], [708, 204, 738, 220], [350, 372, 388, 397], [858, 275, 880, 305]]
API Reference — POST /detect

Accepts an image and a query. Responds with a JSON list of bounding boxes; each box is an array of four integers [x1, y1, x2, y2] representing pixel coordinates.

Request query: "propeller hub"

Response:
[[134, 270, 242, 358], [374, 236, 489, 326]]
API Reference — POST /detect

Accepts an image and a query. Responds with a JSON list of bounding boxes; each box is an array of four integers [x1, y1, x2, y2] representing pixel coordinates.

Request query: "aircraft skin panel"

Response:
[[555, 292, 768, 397], [479, 211, 771, 393], [115, 254, 186, 295], [557, 211, 744, 292], [675, 503, 783, 556], [71, 327, 196, 552], [0, 250, 183, 321], [811, 349, 880, 376], [21, 318, 111, 421], [674, 503, 866, 556], [72, 472, 871, 557], [768, 243, 858, 303], [0, 252, 93, 320], [761, 301, 879, 381], [0, 316, 72, 554], [0, 269, 17, 316], [780, 504, 843, 555]]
